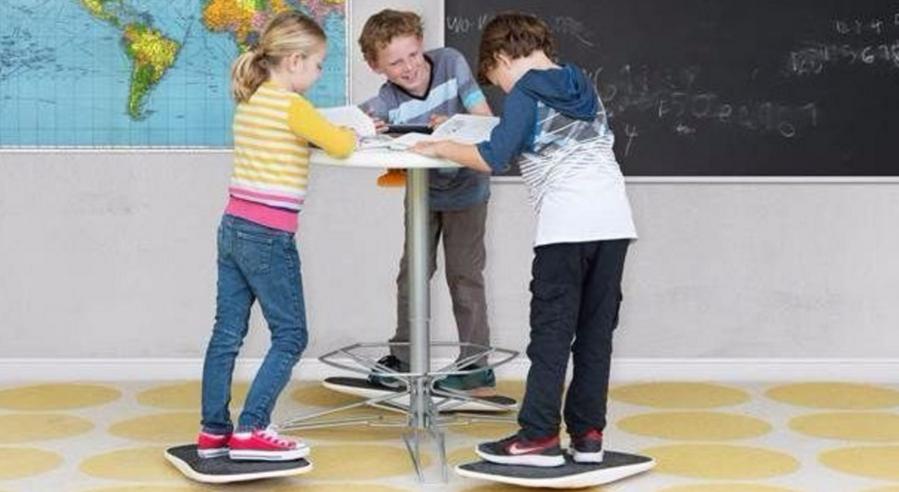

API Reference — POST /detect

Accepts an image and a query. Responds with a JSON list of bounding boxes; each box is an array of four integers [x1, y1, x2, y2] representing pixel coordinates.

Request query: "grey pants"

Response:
[[390, 200, 490, 367]]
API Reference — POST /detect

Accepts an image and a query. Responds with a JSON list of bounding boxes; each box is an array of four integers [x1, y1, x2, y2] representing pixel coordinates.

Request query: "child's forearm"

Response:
[[468, 100, 493, 117], [288, 99, 357, 158], [436, 142, 491, 173]]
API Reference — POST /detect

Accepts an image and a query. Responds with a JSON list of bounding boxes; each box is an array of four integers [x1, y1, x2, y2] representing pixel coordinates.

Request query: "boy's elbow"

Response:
[[479, 151, 507, 175], [485, 161, 508, 175]]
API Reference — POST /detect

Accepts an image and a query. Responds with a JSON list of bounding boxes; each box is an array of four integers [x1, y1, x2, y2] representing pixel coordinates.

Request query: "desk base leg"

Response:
[[403, 426, 448, 484]]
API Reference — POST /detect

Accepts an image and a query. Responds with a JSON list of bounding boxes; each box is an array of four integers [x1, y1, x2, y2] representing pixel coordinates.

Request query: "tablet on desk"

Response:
[[386, 124, 432, 135]]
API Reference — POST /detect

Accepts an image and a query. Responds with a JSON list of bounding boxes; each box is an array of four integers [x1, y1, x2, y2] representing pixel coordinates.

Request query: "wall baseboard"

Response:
[[2, 357, 898, 383]]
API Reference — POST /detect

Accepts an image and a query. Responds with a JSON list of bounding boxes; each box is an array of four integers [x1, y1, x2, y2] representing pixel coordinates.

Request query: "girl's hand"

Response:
[[339, 126, 360, 145], [428, 114, 449, 128], [411, 140, 444, 157]]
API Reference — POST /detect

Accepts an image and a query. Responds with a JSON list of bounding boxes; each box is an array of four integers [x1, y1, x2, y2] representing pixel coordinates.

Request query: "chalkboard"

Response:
[[445, 0, 899, 177]]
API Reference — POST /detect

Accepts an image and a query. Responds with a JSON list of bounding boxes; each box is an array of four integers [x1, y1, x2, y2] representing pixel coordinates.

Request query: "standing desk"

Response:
[[279, 149, 516, 482]]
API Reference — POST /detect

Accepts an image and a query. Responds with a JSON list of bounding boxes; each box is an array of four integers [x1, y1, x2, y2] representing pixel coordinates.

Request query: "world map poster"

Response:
[[0, 0, 348, 148]]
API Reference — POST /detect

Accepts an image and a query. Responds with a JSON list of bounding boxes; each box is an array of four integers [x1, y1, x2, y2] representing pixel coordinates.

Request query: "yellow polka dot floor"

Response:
[[2, 379, 899, 491]]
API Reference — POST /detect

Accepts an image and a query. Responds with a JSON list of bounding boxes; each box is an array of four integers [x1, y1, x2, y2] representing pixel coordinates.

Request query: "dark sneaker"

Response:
[[569, 428, 604, 463], [196, 430, 231, 458], [435, 365, 496, 396], [368, 355, 408, 389], [476, 433, 565, 467]]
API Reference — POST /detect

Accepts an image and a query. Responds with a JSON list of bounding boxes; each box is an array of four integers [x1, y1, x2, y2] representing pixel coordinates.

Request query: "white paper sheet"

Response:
[[431, 114, 499, 144], [348, 114, 500, 152], [318, 105, 377, 138]]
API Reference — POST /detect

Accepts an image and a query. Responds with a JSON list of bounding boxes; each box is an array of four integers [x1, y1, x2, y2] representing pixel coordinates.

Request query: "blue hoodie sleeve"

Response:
[[476, 89, 537, 174]]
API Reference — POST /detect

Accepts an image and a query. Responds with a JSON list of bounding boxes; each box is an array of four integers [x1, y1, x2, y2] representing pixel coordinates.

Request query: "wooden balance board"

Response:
[[164, 444, 312, 484], [455, 451, 655, 488]]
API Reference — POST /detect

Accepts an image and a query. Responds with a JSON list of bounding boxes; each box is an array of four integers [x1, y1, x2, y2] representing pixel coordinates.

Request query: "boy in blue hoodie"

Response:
[[413, 12, 637, 467]]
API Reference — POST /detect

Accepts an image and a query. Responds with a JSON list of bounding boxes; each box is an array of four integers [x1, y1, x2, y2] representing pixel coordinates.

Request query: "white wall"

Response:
[[2, 0, 898, 379]]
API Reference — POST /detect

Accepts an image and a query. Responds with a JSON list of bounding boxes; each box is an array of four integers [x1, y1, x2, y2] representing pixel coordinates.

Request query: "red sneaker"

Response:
[[196, 430, 231, 459], [569, 428, 604, 463], [228, 426, 310, 461]]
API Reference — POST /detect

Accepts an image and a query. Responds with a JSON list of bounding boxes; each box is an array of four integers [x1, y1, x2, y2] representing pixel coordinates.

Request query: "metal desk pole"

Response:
[[406, 167, 429, 430], [404, 167, 449, 482]]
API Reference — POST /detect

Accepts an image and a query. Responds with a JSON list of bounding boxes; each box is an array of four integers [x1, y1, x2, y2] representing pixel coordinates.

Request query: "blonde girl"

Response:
[[197, 11, 355, 462]]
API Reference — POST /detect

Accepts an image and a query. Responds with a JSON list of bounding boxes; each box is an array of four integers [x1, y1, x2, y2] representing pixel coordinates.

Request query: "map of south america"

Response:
[[80, 0, 181, 120]]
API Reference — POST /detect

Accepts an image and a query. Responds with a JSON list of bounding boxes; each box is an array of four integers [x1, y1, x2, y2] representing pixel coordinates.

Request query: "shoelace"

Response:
[[257, 425, 294, 448]]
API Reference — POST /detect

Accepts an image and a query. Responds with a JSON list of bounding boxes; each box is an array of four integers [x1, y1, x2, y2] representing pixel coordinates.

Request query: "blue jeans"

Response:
[[201, 214, 307, 433]]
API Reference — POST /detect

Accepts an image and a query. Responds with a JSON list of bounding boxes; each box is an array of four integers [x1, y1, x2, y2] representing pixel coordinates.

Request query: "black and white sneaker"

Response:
[[569, 428, 604, 463], [476, 433, 565, 467], [367, 355, 408, 389]]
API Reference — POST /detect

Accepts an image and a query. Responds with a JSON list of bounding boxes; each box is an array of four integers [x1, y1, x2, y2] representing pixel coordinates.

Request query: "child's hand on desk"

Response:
[[369, 115, 389, 134], [411, 140, 446, 157], [428, 114, 448, 128]]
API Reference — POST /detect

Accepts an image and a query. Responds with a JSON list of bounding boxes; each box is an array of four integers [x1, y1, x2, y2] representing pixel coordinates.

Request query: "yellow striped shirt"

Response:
[[226, 82, 356, 231]]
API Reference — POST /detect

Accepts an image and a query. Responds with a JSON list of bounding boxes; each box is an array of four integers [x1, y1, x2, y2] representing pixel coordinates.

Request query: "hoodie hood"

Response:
[[516, 64, 598, 121]]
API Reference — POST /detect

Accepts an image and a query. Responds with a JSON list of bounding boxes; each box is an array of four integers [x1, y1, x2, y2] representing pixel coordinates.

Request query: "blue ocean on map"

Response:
[[0, 1, 347, 147]]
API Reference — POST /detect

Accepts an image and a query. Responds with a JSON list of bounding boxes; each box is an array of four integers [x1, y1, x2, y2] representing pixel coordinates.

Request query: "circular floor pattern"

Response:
[[660, 485, 798, 492], [493, 380, 526, 401], [109, 412, 197, 443], [0, 413, 94, 443], [282, 400, 397, 420], [289, 380, 526, 408], [790, 412, 899, 442], [644, 444, 799, 479], [287, 419, 408, 442], [765, 383, 899, 410], [82, 487, 203, 492], [306, 444, 427, 480], [819, 445, 899, 481], [272, 484, 410, 492], [610, 383, 750, 409], [618, 411, 771, 441], [447, 445, 479, 466], [0, 447, 62, 479], [0, 383, 120, 411], [458, 484, 605, 492], [290, 383, 367, 407], [446, 419, 517, 439], [137, 381, 248, 410], [80, 446, 181, 481]]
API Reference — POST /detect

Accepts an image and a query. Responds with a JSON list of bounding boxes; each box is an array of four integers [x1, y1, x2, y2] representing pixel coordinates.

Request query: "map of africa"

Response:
[[0, 0, 347, 148]]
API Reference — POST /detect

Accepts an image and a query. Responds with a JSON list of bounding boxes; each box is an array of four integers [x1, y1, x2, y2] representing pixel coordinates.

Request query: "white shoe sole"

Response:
[[476, 447, 565, 467], [571, 449, 605, 463], [229, 446, 310, 462], [197, 448, 229, 459], [455, 458, 655, 488]]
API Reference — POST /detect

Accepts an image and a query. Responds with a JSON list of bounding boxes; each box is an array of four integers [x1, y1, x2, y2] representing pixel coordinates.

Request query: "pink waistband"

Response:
[[225, 196, 298, 233]]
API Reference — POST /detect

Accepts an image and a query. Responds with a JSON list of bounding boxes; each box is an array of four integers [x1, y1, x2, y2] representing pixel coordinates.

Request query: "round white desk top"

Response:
[[310, 148, 460, 169]]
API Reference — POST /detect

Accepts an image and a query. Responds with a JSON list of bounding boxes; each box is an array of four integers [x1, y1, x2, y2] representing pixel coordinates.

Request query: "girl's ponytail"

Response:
[[231, 48, 268, 103], [229, 12, 326, 103]]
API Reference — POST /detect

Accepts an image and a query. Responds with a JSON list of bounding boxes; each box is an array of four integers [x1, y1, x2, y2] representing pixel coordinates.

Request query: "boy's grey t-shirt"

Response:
[[360, 47, 490, 211]]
